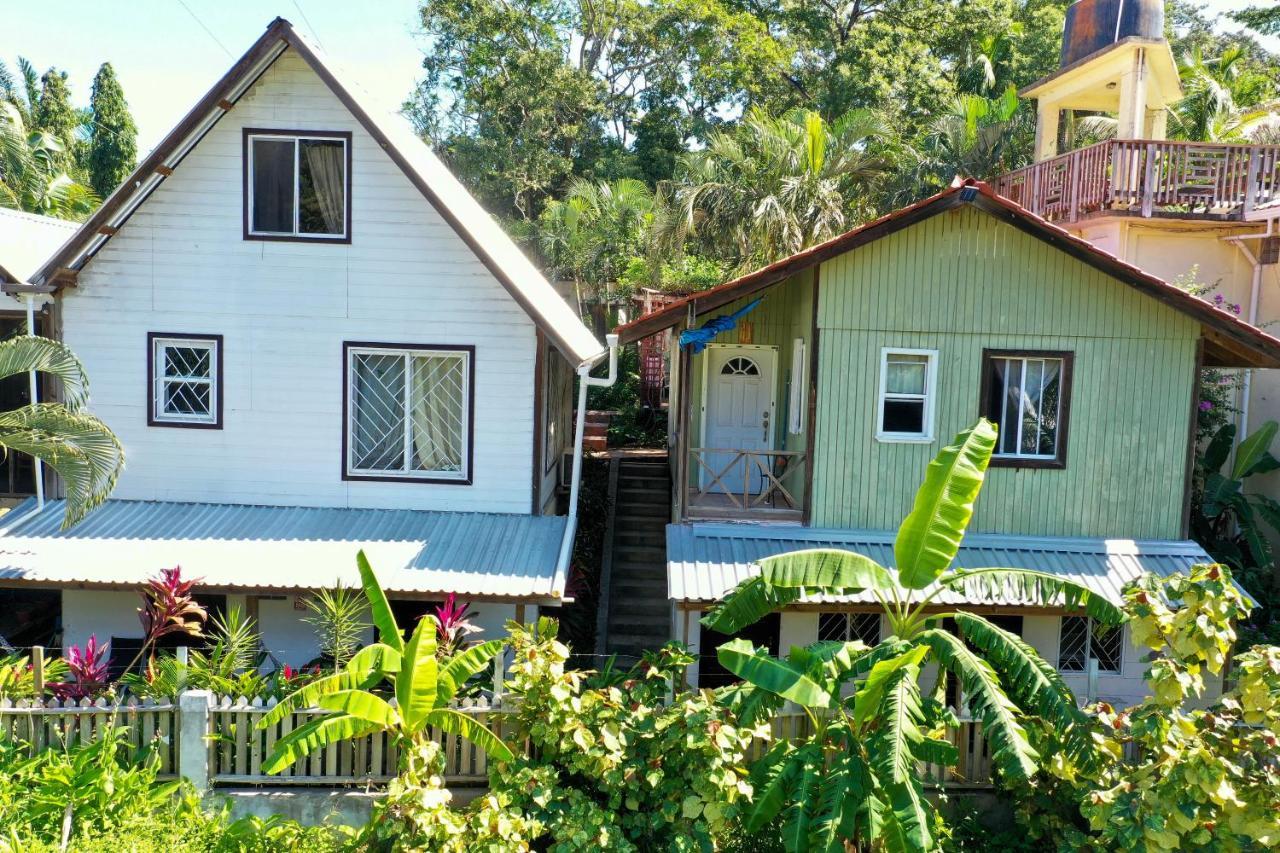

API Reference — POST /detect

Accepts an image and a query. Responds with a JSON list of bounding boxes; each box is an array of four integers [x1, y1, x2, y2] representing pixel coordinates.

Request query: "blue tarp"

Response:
[[678, 298, 763, 353]]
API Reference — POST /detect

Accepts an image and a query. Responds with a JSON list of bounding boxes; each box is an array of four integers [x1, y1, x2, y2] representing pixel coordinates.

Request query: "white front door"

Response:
[[701, 345, 777, 494]]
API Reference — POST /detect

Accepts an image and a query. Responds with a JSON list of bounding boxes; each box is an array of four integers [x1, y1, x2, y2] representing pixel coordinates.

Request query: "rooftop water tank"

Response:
[[1060, 0, 1165, 67]]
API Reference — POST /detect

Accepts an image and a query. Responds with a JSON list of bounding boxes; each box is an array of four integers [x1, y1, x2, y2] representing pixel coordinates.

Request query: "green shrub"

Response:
[[369, 618, 761, 851]]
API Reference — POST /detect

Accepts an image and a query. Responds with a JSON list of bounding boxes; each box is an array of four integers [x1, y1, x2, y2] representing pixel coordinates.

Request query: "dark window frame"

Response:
[[978, 348, 1074, 469], [1058, 615, 1123, 674], [242, 128, 353, 244], [147, 332, 224, 430], [341, 341, 476, 485]]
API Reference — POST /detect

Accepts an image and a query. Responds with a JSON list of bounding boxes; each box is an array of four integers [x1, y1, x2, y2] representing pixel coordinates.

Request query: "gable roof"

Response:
[[30, 18, 604, 368], [616, 179, 1280, 369], [0, 208, 77, 285]]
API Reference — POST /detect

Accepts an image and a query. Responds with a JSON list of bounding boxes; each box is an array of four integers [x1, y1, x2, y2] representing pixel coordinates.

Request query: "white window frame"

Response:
[[150, 335, 219, 427], [344, 345, 472, 482], [1057, 616, 1123, 674], [246, 132, 348, 239], [990, 354, 1068, 461], [875, 347, 938, 443]]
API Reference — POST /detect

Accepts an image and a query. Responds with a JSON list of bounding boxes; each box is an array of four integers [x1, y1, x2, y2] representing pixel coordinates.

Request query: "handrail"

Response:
[[993, 139, 1280, 222], [689, 447, 806, 511]]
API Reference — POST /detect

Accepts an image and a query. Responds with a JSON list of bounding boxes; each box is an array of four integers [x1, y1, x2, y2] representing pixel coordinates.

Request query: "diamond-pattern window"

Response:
[[151, 335, 219, 426], [347, 345, 471, 480], [1058, 616, 1122, 673], [818, 612, 881, 646]]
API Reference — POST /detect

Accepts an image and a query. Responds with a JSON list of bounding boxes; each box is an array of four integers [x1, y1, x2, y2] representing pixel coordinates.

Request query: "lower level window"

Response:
[[345, 344, 472, 481], [1058, 616, 1121, 673], [149, 334, 221, 427], [818, 612, 881, 646]]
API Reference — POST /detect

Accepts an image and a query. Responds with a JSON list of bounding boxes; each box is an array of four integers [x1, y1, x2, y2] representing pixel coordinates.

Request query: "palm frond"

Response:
[[701, 575, 802, 634], [436, 638, 504, 702], [939, 568, 1124, 625], [0, 336, 91, 407], [918, 628, 1038, 782], [0, 403, 124, 528], [424, 707, 513, 762], [261, 714, 378, 774]]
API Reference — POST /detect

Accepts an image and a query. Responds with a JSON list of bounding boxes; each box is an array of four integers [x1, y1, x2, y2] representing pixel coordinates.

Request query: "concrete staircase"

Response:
[[601, 456, 672, 663]]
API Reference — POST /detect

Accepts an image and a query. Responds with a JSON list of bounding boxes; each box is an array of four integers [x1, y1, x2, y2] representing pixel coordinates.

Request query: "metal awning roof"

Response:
[[667, 523, 1216, 608], [0, 499, 567, 603]]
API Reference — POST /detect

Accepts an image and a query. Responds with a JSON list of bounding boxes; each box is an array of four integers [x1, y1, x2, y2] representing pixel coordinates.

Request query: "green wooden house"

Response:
[[616, 179, 1280, 709]]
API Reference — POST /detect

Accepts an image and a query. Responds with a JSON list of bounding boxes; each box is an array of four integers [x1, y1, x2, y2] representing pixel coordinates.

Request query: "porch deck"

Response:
[[993, 139, 1280, 223], [685, 447, 806, 523]]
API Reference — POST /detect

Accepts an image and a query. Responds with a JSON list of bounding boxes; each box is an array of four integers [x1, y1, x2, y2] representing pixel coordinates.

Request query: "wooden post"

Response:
[[31, 645, 44, 697], [176, 646, 189, 665]]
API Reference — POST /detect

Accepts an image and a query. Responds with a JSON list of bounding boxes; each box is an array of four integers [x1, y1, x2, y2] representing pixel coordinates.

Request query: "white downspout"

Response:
[[553, 334, 619, 600], [25, 294, 44, 511]]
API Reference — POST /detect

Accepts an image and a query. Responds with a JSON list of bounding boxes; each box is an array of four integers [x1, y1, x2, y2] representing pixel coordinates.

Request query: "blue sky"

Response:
[[2, 1, 426, 152], [1, 1, 1275, 155]]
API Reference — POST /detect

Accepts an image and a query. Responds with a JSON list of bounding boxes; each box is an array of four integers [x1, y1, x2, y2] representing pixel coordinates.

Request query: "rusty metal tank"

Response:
[[1060, 0, 1165, 67]]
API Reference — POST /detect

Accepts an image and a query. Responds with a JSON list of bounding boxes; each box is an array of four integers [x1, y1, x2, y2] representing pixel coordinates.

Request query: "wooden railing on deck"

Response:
[[688, 448, 806, 514], [993, 139, 1280, 222]]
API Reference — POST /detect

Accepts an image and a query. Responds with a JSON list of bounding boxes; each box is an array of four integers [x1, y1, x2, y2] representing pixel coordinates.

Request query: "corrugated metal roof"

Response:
[[0, 207, 77, 284], [0, 499, 567, 602], [668, 523, 1215, 607]]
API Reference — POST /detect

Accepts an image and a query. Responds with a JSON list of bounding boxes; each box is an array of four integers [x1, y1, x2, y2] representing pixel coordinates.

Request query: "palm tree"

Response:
[[537, 177, 657, 334], [0, 335, 123, 528], [706, 419, 1122, 851], [260, 553, 512, 773], [1170, 45, 1278, 143], [0, 102, 98, 219], [667, 108, 889, 270]]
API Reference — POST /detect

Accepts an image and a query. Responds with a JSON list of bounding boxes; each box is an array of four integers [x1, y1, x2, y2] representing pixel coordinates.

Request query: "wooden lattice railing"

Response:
[[688, 447, 807, 515], [993, 139, 1280, 222]]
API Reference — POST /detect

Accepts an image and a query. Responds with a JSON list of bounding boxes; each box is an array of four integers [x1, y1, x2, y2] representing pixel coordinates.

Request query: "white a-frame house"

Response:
[[0, 18, 611, 666]]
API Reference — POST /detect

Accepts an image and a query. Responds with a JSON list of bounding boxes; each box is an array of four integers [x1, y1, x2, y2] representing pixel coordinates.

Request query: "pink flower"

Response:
[[138, 566, 207, 646]]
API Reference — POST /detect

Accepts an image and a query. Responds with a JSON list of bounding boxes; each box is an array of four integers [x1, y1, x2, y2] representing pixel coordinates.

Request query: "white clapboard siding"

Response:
[[60, 48, 539, 513]]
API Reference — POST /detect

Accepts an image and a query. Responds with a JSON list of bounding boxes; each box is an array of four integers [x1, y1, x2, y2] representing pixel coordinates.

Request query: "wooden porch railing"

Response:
[[993, 139, 1280, 222], [688, 448, 806, 514]]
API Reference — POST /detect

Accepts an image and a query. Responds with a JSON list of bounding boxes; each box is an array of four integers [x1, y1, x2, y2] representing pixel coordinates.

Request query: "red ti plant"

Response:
[[49, 635, 109, 700], [138, 566, 207, 648], [127, 566, 207, 675], [433, 593, 479, 659]]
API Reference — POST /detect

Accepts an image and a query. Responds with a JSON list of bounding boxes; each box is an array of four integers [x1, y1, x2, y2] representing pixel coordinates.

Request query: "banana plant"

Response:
[[704, 419, 1125, 852], [259, 552, 512, 773]]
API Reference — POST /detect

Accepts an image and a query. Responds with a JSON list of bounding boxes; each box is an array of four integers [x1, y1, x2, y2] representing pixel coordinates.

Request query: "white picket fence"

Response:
[[1, 694, 996, 790], [0, 691, 505, 789], [0, 696, 179, 777], [208, 694, 504, 786]]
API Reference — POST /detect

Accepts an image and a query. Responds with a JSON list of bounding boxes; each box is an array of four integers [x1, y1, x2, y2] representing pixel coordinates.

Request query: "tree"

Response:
[[260, 552, 512, 773], [537, 177, 657, 332], [1233, 4, 1280, 36], [0, 335, 123, 528], [1016, 565, 1280, 851], [705, 419, 1122, 852], [86, 63, 136, 199], [667, 107, 890, 270], [1171, 45, 1278, 142], [31, 68, 80, 174], [0, 102, 98, 219], [409, 0, 790, 218]]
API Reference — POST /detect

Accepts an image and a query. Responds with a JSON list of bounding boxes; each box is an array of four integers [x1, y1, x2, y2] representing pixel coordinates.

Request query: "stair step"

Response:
[[607, 630, 671, 647], [612, 549, 667, 563]]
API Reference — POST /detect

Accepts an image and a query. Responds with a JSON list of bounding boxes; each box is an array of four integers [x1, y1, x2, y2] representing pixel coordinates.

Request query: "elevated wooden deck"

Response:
[[993, 139, 1280, 223]]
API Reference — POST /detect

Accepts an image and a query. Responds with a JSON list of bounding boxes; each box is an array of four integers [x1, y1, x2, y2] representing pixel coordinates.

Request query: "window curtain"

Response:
[[302, 141, 345, 234], [410, 356, 463, 473]]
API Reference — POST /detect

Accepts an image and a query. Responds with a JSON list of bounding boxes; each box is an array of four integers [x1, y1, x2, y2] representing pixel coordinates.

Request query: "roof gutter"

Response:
[[553, 333, 619, 600]]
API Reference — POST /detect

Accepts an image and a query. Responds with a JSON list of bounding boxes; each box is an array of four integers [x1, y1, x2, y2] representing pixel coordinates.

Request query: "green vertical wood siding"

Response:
[[810, 207, 1199, 540]]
